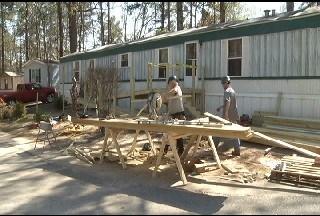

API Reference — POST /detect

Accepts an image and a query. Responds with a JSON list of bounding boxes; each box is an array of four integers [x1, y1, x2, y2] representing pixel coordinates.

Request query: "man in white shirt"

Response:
[[164, 75, 186, 156]]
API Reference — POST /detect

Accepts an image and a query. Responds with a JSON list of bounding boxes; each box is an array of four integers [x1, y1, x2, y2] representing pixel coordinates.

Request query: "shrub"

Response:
[[1, 106, 14, 120], [13, 102, 26, 119], [54, 95, 67, 110]]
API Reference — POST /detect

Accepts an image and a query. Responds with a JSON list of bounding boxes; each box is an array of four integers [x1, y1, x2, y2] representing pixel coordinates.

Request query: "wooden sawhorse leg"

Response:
[[208, 136, 222, 168], [153, 133, 188, 185], [109, 129, 127, 169], [100, 128, 111, 163]]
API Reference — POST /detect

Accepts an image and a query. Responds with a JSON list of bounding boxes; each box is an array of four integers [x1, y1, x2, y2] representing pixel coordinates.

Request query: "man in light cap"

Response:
[[216, 75, 241, 156], [164, 75, 186, 156]]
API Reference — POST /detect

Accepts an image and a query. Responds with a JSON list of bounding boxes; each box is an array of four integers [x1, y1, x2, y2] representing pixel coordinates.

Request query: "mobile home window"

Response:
[[228, 39, 242, 76], [159, 48, 168, 79], [120, 54, 128, 67], [4, 79, 8, 89], [29, 69, 41, 83], [74, 61, 80, 81], [185, 42, 197, 76]]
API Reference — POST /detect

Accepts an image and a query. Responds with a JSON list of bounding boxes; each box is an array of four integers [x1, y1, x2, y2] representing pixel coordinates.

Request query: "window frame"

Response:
[[227, 38, 242, 77], [119, 53, 130, 68], [158, 47, 169, 79], [184, 40, 199, 77], [30, 68, 41, 83]]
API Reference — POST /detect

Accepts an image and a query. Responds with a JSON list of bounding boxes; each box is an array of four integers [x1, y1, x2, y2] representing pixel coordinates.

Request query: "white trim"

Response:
[[157, 47, 170, 79], [227, 38, 243, 77], [119, 52, 131, 68]]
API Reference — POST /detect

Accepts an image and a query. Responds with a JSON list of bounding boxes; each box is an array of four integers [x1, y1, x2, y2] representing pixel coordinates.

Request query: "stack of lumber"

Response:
[[250, 115, 320, 155], [270, 155, 320, 188], [251, 111, 277, 127]]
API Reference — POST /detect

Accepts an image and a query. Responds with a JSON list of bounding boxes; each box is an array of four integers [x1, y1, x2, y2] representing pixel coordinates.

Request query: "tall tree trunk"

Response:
[[78, 3, 82, 52], [176, 2, 184, 31], [213, 2, 216, 24], [286, 2, 294, 12], [67, 2, 77, 53], [201, 2, 205, 26], [138, 4, 146, 38], [107, 2, 111, 44], [25, 2, 29, 61], [167, 2, 170, 31], [99, 2, 105, 46], [1, 2, 4, 73], [189, 2, 193, 28], [43, 18, 47, 60], [194, 3, 197, 27], [35, 12, 40, 59], [19, 37, 22, 73], [90, 3, 96, 48], [219, 2, 225, 23], [161, 2, 165, 31], [123, 3, 128, 42], [57, 2, 63, 57]]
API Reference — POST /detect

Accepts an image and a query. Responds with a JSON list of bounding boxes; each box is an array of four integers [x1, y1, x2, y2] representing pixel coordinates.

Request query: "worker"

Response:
[[216, 75, 241, 156], [164, 75, 186, 156]]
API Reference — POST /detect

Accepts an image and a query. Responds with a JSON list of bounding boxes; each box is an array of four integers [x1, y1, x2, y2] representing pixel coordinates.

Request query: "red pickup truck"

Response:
[[0, 83, 57, 106]]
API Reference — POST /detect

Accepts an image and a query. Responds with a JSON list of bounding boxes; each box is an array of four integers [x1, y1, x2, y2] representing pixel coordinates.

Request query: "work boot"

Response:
[[232, 148, 241, 157]]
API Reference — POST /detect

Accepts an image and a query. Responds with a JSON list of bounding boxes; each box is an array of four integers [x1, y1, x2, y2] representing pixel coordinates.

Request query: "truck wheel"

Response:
[[46, 93, 55, 103]]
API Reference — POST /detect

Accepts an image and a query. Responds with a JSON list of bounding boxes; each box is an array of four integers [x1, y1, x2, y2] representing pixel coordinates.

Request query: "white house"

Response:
[[23, 59, 59, 88]]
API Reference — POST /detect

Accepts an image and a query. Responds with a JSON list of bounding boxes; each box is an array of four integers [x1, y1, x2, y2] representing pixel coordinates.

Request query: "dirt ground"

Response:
[[0, 102, 293, 187]]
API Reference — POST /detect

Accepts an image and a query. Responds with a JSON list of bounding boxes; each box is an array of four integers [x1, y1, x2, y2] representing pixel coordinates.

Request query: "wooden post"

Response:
[[147, 63, 152, 91], [62, 66, 65, 113], [201, 51, 205, 113], [36, 92, 39, 114], [112, 85, 116, 114], [130, 67, 135, 115], [192, 60, 196, 107]]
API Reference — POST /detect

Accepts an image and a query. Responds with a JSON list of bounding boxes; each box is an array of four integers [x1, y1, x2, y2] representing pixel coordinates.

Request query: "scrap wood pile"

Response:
[[270, 155, 320, 187]]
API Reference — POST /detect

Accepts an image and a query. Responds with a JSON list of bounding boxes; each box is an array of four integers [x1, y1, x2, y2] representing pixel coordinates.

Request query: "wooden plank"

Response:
[[192, 60, 196, 107], [204, 112, 232, 125], [251, 131, 320, 158], [251, 126, 320, 143], [271, 170, 320, 179], [72, 118, 253, 140], [247, 132, 320, 155]]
